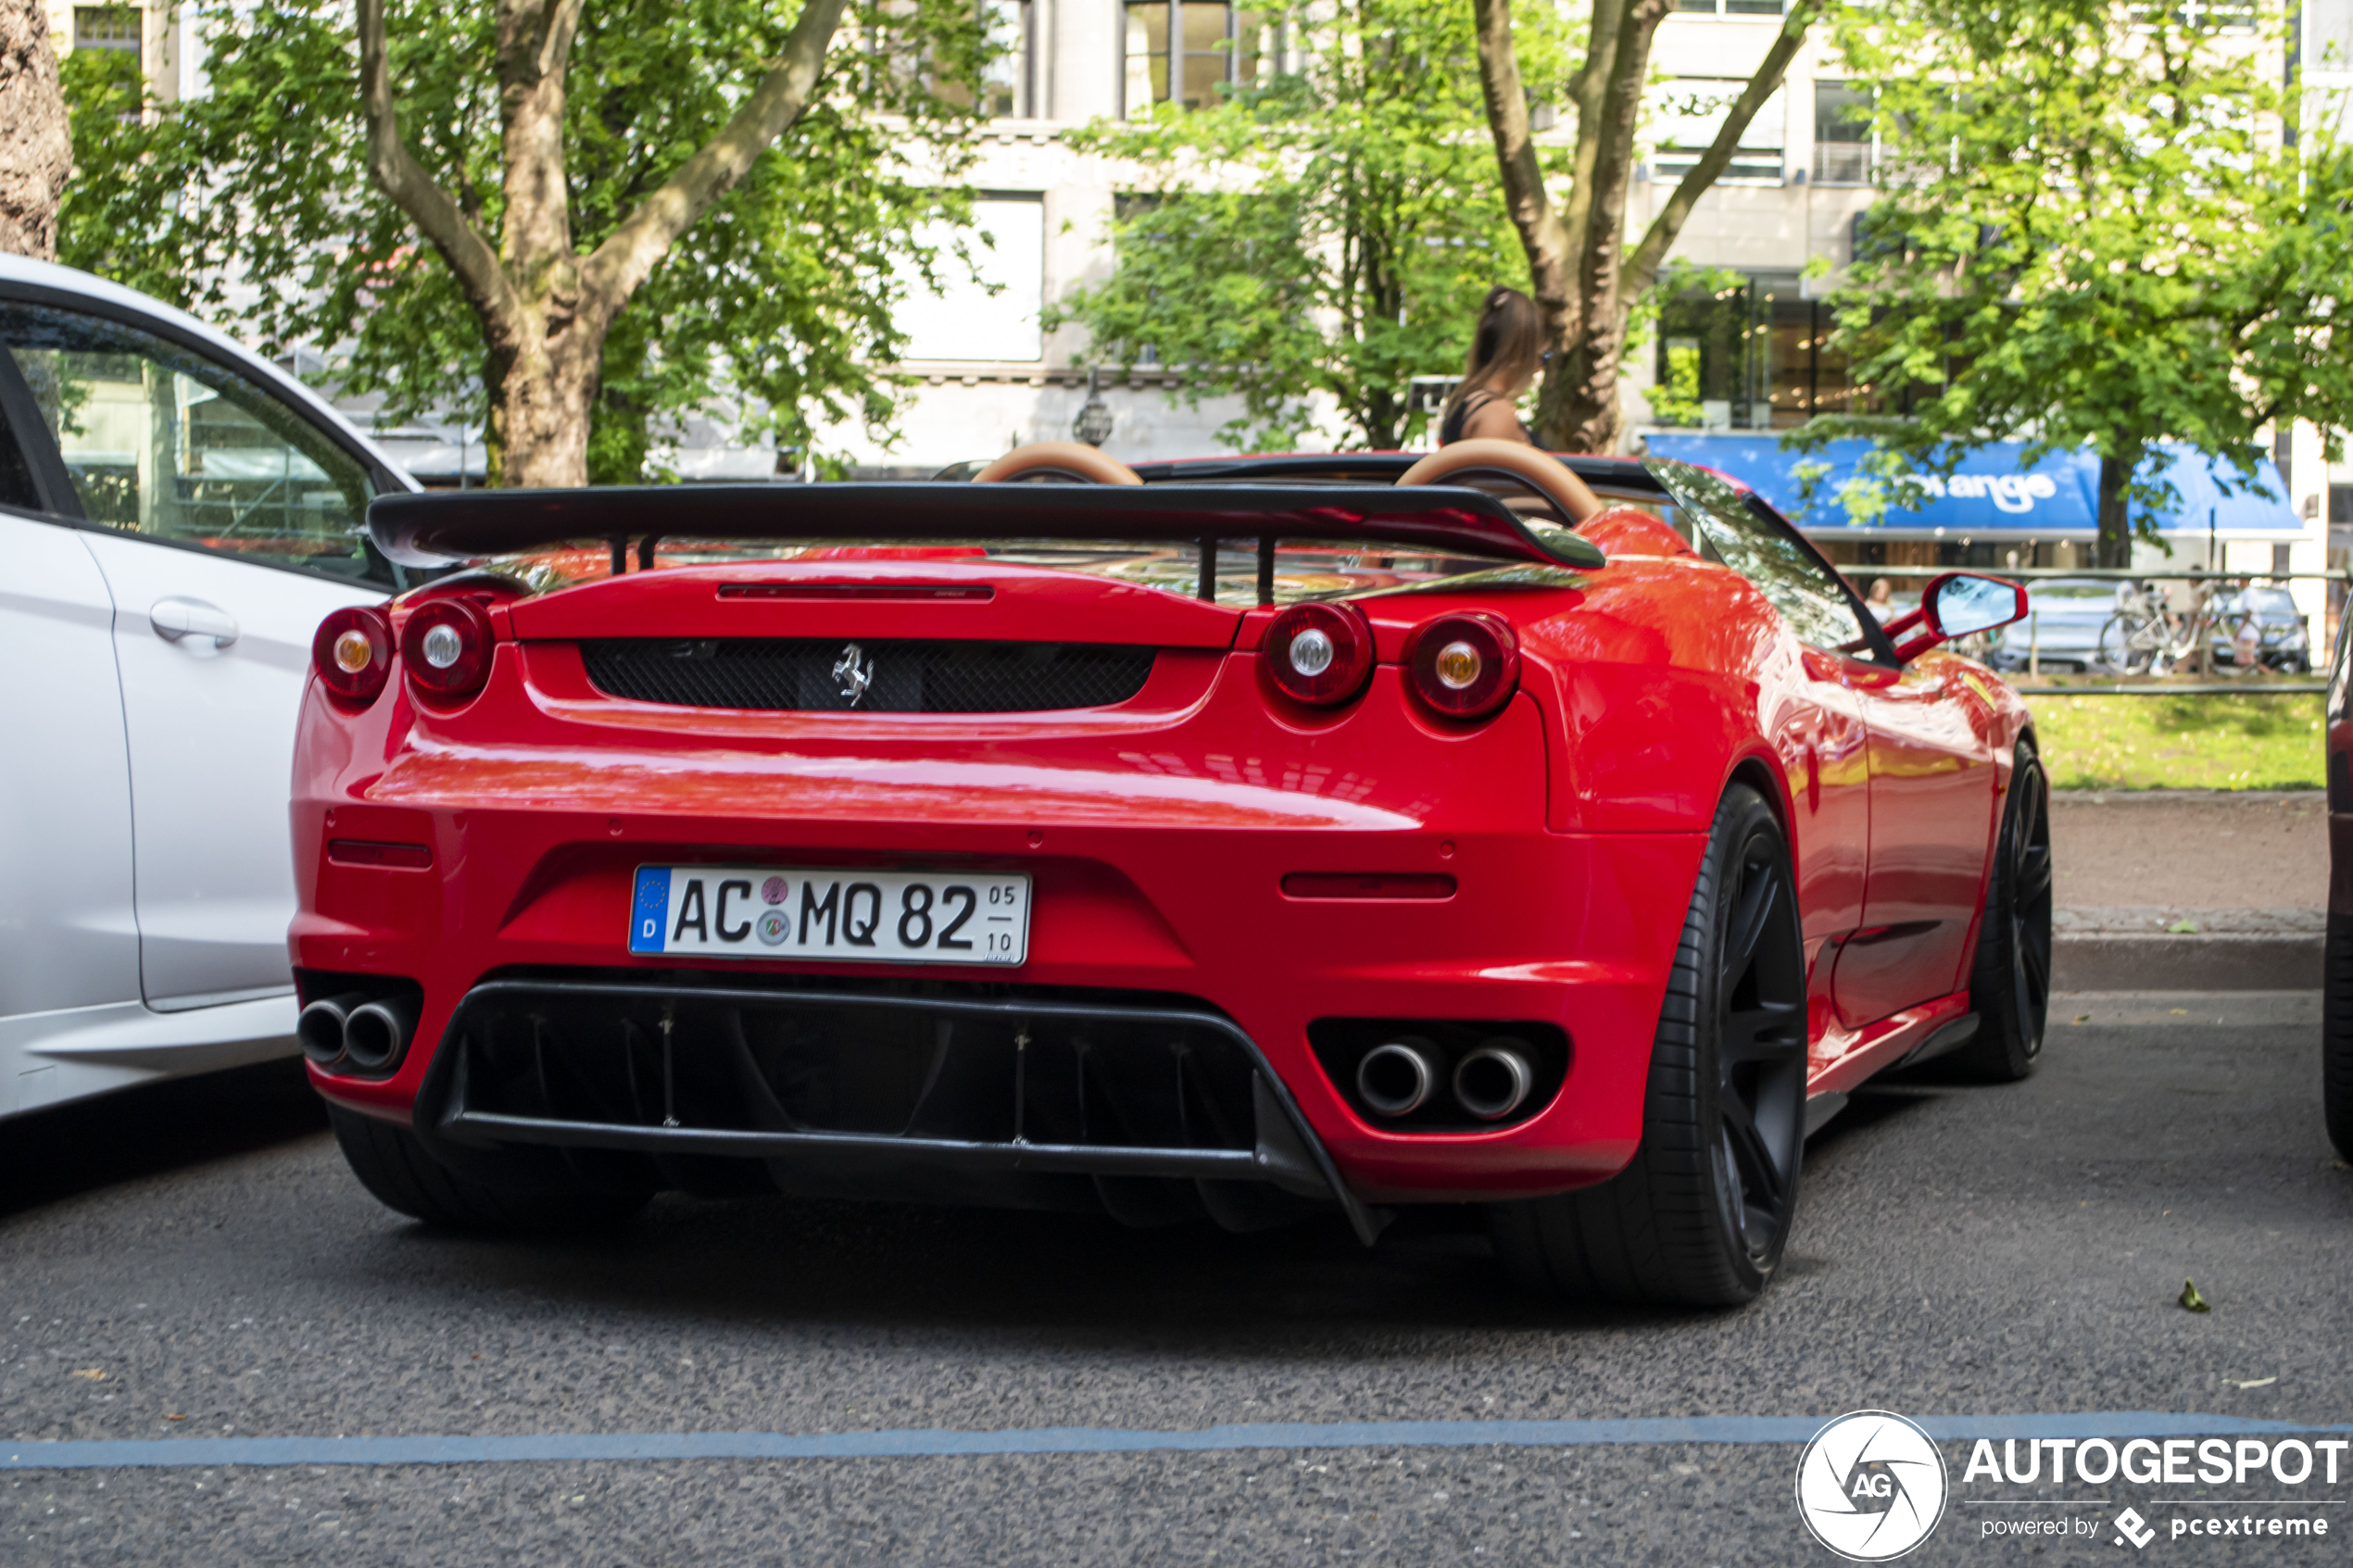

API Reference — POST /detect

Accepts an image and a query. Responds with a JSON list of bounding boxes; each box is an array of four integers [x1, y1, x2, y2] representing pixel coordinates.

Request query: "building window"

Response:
[[1124, 2, 1265, 115], [1651, 79, 1786, 184], [1812, 82, 1877, 184], [895, 195, 1047, 363], [74, 5, 140, 66], [981, 0, 1032, 118], [1650, 275, 1848, 432]]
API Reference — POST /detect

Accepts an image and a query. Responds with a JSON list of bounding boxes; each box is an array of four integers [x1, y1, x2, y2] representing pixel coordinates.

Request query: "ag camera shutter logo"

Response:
[[1795, 1411, 1949, 1561]]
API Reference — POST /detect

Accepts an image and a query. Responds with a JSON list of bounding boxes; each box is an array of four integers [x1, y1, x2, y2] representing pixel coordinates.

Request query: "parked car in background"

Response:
[[2211, 584, 2312, 672], [0, 255, 417, 1121], [1986, 578, 2120, 673]]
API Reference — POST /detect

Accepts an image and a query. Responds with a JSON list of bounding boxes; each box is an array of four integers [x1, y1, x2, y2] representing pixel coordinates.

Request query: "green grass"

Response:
[[2029, 693, 2324, 790]]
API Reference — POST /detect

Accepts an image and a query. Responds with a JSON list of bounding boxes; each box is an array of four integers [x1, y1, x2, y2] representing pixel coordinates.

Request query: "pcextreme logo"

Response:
[[1796, 1411, 1950, 1562]]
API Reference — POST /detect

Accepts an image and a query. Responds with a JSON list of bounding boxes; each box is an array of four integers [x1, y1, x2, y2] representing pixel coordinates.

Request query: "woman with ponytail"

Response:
[[1436, 286, 1547, 446]]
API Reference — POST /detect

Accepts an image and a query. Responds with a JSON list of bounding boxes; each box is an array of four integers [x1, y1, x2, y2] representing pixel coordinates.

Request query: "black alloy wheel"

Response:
[[1490, 784, 1808, 1307], [1709, 812, 1811, 1269], [1957, 740, 2053, 1080]]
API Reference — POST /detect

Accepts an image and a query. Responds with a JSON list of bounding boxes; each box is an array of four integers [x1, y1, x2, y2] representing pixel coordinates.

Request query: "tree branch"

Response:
[[1471, 0, 1572, 318], [1622, 0, 1816, 302], [358, 0, 521, 340], [581, 0, 849, 318]]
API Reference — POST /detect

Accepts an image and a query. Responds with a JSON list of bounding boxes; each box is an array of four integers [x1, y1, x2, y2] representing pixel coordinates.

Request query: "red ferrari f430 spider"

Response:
[[292, 441, 2049, 1307]]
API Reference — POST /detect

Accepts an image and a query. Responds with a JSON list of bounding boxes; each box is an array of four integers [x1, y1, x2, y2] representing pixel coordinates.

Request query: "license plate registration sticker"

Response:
[[629, 866, 1028, 966]]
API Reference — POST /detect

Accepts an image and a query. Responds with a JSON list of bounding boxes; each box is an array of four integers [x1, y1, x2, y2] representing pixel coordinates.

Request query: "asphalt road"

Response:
[[4, 991, 2349, 1565]]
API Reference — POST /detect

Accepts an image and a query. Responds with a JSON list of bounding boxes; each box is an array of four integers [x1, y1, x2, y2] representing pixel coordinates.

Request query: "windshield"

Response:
[[1643, 457, 1880, 655]]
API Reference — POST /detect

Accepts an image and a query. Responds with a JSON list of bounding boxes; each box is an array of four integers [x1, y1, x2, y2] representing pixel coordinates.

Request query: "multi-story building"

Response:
[[51, 0, 2337, 605]]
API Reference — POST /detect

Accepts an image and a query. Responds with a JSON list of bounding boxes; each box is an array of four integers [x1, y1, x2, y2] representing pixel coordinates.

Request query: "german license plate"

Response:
[[629, 866, 1028, 965]]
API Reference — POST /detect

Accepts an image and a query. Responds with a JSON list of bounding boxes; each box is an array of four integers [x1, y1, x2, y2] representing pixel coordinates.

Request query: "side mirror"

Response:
[[1882, 572, 2027, 661]]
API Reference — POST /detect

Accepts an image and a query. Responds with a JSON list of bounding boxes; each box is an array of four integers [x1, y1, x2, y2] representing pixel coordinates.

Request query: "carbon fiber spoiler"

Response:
[[367, 481, 1608, 571]]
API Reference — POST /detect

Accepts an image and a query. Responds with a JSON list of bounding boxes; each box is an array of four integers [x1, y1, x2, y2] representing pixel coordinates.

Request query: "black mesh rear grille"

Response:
[[580, 638, 1157, 712]]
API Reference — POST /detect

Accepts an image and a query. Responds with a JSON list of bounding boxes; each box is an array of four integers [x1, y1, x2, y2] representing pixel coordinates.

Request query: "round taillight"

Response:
[[400, 597, 495, 697], [1404, 612, 1519, 720], [311, 606, 393, 704], [1263, 601, 1373, 706]]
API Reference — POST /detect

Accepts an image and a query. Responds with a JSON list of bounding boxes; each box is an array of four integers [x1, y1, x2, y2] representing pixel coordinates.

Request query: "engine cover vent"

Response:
[[580, 637, 1156, 713]]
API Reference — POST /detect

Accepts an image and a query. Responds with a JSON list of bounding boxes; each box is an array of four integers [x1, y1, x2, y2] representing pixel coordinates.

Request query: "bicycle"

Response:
[[2095, 576, 2259, 677]]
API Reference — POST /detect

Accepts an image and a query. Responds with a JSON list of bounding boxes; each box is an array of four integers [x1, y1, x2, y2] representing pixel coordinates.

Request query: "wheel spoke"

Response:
[[1722, 1000, 1803, 1064], [1718, 1094, 1787, 1210], [2020, 926, 2050, 1005], [1719, 869, 1778, 992], [2012, 770, 2043, 859], [2016, 844, 2054, 907]]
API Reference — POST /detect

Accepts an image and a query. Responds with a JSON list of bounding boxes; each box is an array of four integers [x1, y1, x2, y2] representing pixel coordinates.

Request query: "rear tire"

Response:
[[1488, 784, 1808, 1308], [2325, 915, 2353, 1161], [329, 1106, 647, 1233], [1954, 739, 2053, 1081]]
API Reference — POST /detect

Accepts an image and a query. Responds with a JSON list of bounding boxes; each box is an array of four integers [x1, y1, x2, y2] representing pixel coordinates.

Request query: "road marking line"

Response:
[[7, 1413, 2351, 1472]]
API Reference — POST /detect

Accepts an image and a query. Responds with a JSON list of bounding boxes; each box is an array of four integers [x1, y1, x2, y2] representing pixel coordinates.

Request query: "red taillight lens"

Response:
[[1404, 612, 1519, 720], [400, 598, 495, 697], [1262, 602, 1374, 706], [312, 606, 393, 704]]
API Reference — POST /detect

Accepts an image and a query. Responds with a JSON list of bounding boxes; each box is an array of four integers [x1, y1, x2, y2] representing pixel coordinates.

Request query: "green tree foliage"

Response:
[[1791, 0, 2353, 563], [1042, 0, 1561, 451], [59, 0, 992, 483]]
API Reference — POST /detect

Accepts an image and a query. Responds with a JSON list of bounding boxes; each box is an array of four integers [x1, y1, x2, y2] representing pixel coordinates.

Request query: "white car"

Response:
[[0, 256, 418, 1119]]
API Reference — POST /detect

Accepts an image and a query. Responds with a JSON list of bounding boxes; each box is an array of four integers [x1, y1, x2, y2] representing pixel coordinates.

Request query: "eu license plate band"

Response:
[[629, 865, 1028, 966]]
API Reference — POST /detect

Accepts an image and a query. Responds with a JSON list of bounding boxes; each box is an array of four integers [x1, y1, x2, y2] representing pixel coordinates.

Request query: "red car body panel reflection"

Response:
[[292, 471, 2032, 1208]]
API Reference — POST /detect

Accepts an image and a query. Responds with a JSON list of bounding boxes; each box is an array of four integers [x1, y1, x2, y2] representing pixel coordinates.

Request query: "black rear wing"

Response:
[[368, 481, 1608, 572]]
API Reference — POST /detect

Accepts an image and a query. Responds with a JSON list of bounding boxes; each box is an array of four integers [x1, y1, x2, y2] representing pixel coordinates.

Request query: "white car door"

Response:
[[0, 510, 140, 1116], [1, 300, 389, 1010]]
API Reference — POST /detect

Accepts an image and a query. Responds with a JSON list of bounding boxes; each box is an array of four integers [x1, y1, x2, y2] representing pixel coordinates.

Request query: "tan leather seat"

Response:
[[1396, 438, 1604, 524], [974, 442, 1144, 485]]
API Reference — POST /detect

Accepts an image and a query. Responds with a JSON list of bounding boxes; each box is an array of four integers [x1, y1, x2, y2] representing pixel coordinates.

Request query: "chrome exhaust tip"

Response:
[[340, 997, 418, 1073], [1357, 1039, 1441, 1118], [296, 995, 364, 1067], [1453, 1042, 1534, 1122]]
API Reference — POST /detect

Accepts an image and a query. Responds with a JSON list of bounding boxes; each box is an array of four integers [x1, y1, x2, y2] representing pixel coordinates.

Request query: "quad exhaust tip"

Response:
[[296, 994, 366, 1067], [1453, 1041, 1534, 1122], [296, 988, 417, 1074], [341, 997, 417, 1073], [1356, 1036, 1536, 1123], [1356, 1039, 1440, 1117]]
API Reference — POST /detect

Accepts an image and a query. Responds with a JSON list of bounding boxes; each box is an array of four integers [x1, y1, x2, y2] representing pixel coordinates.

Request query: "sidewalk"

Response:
[[2050, 789, 2325, 989]]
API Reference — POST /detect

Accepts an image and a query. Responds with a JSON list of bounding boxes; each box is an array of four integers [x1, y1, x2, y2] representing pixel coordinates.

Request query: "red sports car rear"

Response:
[[291, 444, 2049, 1306]]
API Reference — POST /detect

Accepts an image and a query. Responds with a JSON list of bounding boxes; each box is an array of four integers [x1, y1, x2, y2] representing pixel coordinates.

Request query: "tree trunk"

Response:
[[358, 0, 847, 487], [2095, 448, 2137, 569], [1473, 0, 1815, 453], [0, 0, 71, 261]]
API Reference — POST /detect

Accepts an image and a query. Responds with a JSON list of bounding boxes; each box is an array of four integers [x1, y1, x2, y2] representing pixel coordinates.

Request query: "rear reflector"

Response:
[[716, 583, 995, 601], [1280, 872, 1456, 900], [328, 839, 434, 870]]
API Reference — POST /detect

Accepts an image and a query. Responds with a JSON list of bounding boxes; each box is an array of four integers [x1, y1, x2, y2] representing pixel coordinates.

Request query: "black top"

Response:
[[1439, 388, 1532, 445]]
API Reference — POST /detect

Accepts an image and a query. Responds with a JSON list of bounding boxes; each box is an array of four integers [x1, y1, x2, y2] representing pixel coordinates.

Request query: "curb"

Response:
[[2053, 933, 2322, 992]]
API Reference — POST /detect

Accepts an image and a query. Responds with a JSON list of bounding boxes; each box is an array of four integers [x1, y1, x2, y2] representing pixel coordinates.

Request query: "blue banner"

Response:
[[1641, 434, 2299, 539]]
